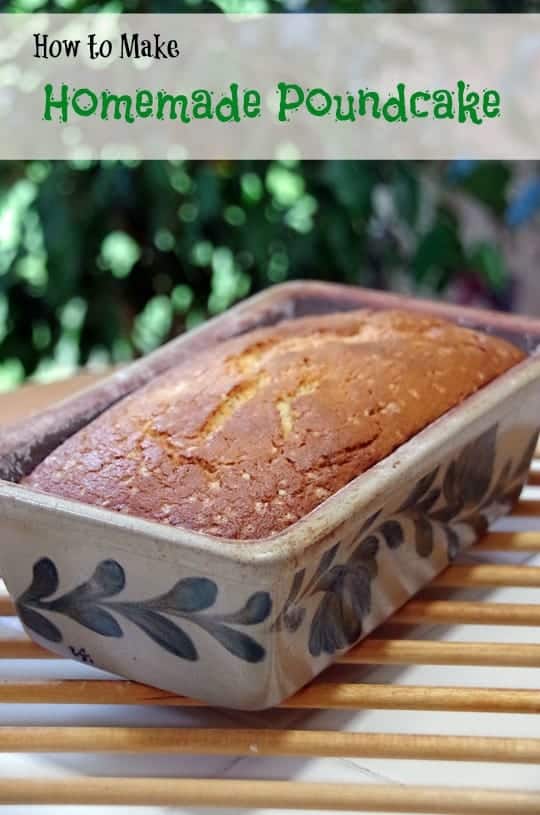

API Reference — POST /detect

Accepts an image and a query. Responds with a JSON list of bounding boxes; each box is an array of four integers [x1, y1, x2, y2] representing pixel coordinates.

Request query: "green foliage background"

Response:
[[0, 0, 536, 389]]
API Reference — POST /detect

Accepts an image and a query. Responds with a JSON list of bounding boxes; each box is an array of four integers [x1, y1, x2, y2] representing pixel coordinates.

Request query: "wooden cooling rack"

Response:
[[0, 380, 540, 813]]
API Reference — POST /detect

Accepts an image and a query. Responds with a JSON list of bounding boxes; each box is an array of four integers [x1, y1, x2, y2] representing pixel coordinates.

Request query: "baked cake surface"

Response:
[[24, 309, 525, 540]]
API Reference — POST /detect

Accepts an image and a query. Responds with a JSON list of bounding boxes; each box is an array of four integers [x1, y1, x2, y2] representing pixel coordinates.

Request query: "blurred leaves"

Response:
[[0, 155, 527, 390]]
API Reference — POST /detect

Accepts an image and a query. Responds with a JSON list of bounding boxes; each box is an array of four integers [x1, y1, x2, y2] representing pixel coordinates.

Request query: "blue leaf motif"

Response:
[[90, 560, 126, 594], [148, 577, 217, 613], [348, 536, 378, 579], [358, 509, 382, 535], [398, 466, 439, 511], [414, 517, 434, 558], [379, 520, 404, 550], [218, 592, 272, 626], [309, 590, 364, 657], [51, 560, 125, 610], [310, 542, 340, 586], [62, 605, 123, 638], [19, 558, 59, 604], [16, 559, 271, 665], [115, 604, 198, 661], [283, 605, 305, 633], [197, 620, 266, 663], [417, 488, 441, 514], [17, 604, 62, 644]]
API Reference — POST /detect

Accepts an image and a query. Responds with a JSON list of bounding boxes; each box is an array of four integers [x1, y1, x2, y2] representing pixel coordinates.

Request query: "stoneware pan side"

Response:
[[1, 282, 539, 709]]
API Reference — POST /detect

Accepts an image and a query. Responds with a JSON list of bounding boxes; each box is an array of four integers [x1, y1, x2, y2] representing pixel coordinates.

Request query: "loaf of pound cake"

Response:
[[24, 309, 525, 540]]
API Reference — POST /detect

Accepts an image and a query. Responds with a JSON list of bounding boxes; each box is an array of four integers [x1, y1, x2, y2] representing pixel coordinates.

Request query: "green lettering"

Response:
[[457, 80, 482, 125], [192, 89, 213, 119], [135, 90, 153, 118], [156, 91, 191, 123], [433, 89, 454, 119], [357, 90, 381, 119], [215, 82, 241, 123], [334, 92, 355, 122], [243, 89, 261, 119], [410, 91, 430, 119], [43, 82, 69, 122], [483, 89, 501, 119], [101, 91, 134, 123], [72, 87, 98, 118], [382, 82, 408, 123], [306, 88, 332, 117], [277, 82, 304, 122]]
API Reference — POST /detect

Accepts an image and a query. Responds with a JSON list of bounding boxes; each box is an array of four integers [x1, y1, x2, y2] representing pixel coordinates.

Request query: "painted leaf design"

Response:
[[283, 606, 306, 633], [358, 509, 383, 535], [89, 560, 126, 594], [309, 574, 367, 657], [284, 569, 306, 607], [218, 592, 272, 625], [272, 571, 304, 632], [17, 605, 62, 643], [417, 488, 441, 514], [149, 577, 217, 614], [349, 536, 379, 579], [430, 504, 461, 523], [304, 542, 341, 594], [482, 460, 512, 509], [312, 565, 347, 594], [309, 593, 347, 657], [452, 425, 498, 507], [379, 520, 404, 549], [197, 620, 266, 663], [443, 461, 462, 507], [115, 604, 197, 660], [62, 605, 123, 638], [399, 466, 439, 511], [345, 569, 372, 620], [19, 558, 59, 604], [17, 558, 270, 665], [50, 560, 125, 611], [314, 543, 340, 580], [414, 517, 434, 557]]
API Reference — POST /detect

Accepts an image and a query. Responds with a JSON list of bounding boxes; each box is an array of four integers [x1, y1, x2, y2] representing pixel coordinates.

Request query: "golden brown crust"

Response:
[[24, 309, 525, 540]]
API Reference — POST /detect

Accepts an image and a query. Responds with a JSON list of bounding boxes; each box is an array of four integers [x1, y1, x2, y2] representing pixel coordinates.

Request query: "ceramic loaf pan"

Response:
[[1, 282, 540, 710]]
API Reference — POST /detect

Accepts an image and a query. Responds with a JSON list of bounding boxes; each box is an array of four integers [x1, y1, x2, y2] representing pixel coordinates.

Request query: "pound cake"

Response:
[[24, 309, 525, 540]]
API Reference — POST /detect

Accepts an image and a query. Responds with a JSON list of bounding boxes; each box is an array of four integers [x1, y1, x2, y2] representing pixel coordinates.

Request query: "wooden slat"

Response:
[[0, 596, 13, 616], [343, 639, 540, 667], [0, 680, 538, 713], [0, 640, 54, 659], [1, 726, 539, 764], [290, 684, 540, 714], [527, 469, 540, 486], [474, 531, 540, 552], [514, 500, 540, 517], [394, 599, 540, 627], [4, 637, 540, 674], [3, 636, 540, 668], [0, 777, 539, 813], [434, 564, 540, 588]]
